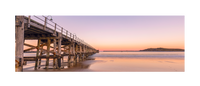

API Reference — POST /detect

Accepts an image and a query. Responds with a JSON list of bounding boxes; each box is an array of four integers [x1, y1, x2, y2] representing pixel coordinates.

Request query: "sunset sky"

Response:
[[26, 16, 184, 51]]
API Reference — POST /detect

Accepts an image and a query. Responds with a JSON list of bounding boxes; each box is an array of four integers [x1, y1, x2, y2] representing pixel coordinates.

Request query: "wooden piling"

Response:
[[57, 33, 62, 68], [83, 45, 86, 59], [35, 39, 41, 70], [74, 44, 78, 62], [79, 46, 81, 60], [38, 43, 43, 69], [76, 48, 78, 62], [72, 43, 75, 62], [16, 27, 24, 61], [68, 44, 71, 62], [15, 16, 24, 72], [45, 38, 51, 69], [53, 39, 57, 68]]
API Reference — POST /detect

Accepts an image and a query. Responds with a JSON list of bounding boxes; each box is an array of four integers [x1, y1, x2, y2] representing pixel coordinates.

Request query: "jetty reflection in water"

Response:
[[23, 52, 184, 72]]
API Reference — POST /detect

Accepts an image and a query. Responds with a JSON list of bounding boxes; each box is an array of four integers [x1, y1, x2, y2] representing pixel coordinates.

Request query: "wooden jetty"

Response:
[[15, 15, 99, 71]]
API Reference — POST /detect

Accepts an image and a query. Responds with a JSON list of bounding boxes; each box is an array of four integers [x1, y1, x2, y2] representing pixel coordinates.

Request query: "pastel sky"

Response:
[[27, 16, 184, 51]]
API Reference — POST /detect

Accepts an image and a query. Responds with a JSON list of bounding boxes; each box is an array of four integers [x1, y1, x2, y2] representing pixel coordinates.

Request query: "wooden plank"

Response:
[[24, 43, 58, 55], [24, 55, 60, 59], [24, 47, 35, 52], [25, 27, 49, 34], [24, 43, 36, 48], [24, 57, 35, 61], [25, 36, 57, 40]]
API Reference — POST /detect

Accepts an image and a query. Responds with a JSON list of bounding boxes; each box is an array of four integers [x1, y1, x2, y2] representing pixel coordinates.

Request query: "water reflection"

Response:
[[23, 56, 95, 72], [23, 52, 184, 72]]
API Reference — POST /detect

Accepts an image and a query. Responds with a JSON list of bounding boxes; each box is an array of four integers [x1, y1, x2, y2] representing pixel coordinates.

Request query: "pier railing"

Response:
[[26, 15, 94, 49]]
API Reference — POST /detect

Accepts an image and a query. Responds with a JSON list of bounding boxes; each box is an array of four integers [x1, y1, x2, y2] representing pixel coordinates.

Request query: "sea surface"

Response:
[[22, 51, 184, 72]]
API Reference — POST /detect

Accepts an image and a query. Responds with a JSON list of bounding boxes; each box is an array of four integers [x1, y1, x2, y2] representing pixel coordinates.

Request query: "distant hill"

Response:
[[140, 47, 184, 51]]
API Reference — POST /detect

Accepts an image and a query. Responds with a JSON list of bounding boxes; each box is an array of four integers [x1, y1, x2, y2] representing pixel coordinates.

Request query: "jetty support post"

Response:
[[77, 45, 80, 61], [83, 45, 86, 59], [45, 38, 51, 69], [80, 45, 83, 61], [82, 46, 84, 60], [72, 42, 75, 62], [53, 38, 57, 68], [38, 42, 43, 69], [68, 44, 72, 63], [15, 16, 24, 72], [35, 38, 41, 70], [74, 44, 78, 62], [67, 44, 71, 68], [12, 13, 24, 75], [57, 33, 62, 68]]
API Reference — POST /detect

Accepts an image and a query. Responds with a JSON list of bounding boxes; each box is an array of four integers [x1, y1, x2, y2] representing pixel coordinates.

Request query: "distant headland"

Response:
[[140, 47, 184, 51], [102, 47, 184, 52]]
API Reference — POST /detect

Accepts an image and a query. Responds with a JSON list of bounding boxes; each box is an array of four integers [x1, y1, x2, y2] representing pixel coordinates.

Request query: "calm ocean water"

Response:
[[23, 51, 184, 72]]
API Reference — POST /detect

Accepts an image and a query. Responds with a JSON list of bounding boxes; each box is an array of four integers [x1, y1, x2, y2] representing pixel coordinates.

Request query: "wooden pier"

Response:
[[15, 16, 99, 71]]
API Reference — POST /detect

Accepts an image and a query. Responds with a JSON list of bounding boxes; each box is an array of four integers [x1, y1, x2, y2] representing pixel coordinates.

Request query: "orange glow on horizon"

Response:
[[22, 40, 184, 51], [94, 44, 184, 51]]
